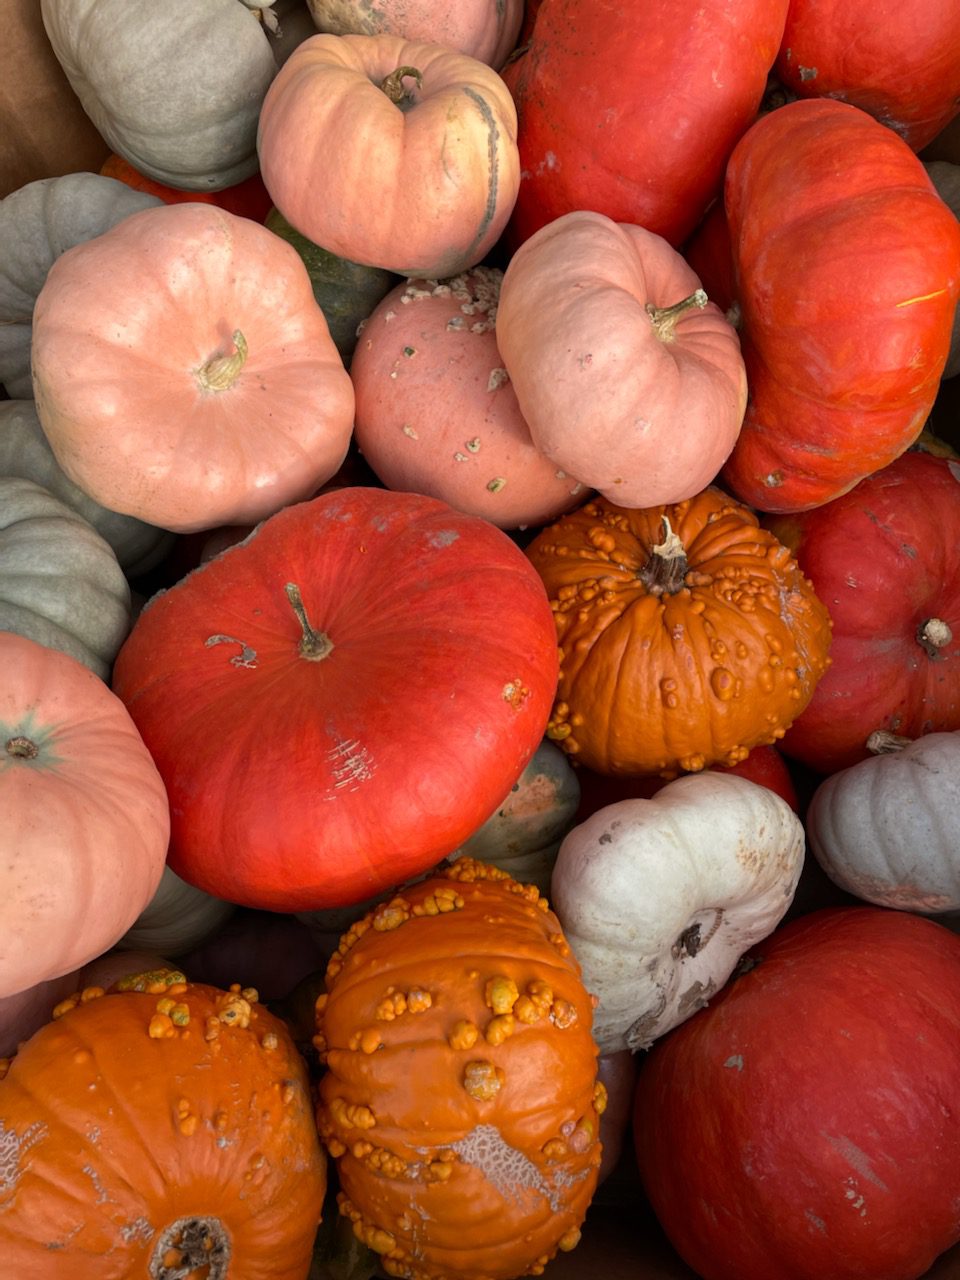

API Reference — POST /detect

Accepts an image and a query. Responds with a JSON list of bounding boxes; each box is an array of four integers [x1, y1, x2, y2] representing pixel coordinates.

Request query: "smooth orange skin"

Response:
[[256, 34, 520, 277], [0, 980, 326, 1278]]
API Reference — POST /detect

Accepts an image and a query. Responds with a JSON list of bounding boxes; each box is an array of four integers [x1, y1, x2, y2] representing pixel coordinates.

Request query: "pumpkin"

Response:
[[0, 948, 168, 1060], [265, 206, 397, 364], [774, 0, 960, 152], [314, 858, 602, 1279], [925, 160, 960, 379], [0, 477, 131, 680], [719, 99, 960, 514], [305, 0, 523, 69], [504, 0, 790, 249], [99, 152, 274, 222], [449, 739, 581, 894], [0, 400, 172, 578], [111, 486, 559, 912], [119, 866, 235, 956], [0, 171, 160, 398], [31, 202, 356, 534], [525, 489, 833, 777], [633, 907, 960, 1280], [256, 33, 520, 276], [805, 730, 960, 913], [0, 633, 170, 998], [39, 0, 281, 190], [495, 211, 747, 510], [0, 971, 326, 1276], [550, 772, 804, 1053], [352, 267, 590, 528], [767, 450, 960, 774]]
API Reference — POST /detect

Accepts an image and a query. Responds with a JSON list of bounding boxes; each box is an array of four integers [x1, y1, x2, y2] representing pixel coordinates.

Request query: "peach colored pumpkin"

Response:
[[305, 0, 523, 69], [257, 33, 520, 276], [0, 633, 170, 998], [352, 268, 589, 527], [31, 202, 355, 534], [496, 210, 747, 509]]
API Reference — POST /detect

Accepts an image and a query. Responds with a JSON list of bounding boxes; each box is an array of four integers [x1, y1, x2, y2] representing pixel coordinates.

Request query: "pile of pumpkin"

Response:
[[2, 1, 960, 1277]]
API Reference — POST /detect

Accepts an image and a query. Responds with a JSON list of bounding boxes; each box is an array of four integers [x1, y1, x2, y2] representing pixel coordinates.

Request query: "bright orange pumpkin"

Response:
[[525, 489, 833, 777]]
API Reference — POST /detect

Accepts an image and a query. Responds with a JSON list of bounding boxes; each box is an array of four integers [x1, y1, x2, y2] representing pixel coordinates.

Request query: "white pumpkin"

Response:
[[0, 477, 131, 680], [550, 772, 805, 1053], [806, 730, 960, 913], [118, 865, 235, 955], [0, 173, 160, 398], [40, 0, 280, 190], [0, 401, 172, 577]]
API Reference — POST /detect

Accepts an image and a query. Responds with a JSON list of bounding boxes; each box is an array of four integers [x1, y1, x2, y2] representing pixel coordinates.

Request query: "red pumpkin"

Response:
[[766, 450, 960, 775], [111, 487, 559, 912], [719, 99, 960, 514], [775, 0, 960, 152], [0, 972, 326, 1276], [505, 0, 789, 249], [634, 907, 960, 1280], [99, 152, 273, 221]]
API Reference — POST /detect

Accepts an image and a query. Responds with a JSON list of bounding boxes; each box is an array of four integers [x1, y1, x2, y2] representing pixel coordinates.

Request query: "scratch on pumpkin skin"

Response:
[[895, 289, 948, 308], [205, 634, 258, 668], [326, 738, 375, 791]]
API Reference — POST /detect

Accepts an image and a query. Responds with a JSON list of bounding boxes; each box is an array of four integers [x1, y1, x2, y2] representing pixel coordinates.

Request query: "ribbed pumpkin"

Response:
[[525, 490, 833, 776], [314, 858, 602, 1279], [1, 633, 169, 998], [0, 970, 326, 1277]]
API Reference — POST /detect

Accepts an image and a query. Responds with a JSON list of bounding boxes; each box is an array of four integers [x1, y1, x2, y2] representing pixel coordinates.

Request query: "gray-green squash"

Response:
[[0, 172, 161, 398], [0, 476, 132, 680]]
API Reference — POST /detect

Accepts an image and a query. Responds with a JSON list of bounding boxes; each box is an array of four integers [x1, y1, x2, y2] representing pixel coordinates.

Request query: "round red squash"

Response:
[[111, 487, 559, 912], [719, 99, 960, 514], [767, 450, 960, 775], [505, 0, 790, 249], [633, 907, 960, 1280], [774, 0, 960, 152]]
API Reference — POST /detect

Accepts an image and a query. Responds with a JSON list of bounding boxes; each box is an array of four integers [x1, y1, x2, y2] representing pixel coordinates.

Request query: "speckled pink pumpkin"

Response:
[[351, 268, 589, 528]]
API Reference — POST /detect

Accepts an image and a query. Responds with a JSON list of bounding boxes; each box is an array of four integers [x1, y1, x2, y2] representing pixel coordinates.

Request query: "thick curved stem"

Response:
[[380, 65, 423, 104], [285, 583, 333, 661], [646, 289, 708, 342], [639, 516, 688, 596], [196, 330, 248, 392]]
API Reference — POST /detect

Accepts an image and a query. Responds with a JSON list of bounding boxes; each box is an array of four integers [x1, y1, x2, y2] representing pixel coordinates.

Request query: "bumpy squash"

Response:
[[315, 858, 603, 1279]]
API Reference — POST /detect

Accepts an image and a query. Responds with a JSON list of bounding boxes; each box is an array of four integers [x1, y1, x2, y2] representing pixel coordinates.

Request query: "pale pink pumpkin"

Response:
[[352, 268, 589, 527], [496, 210, 748, 509], [31, 202, 355, 534], [256, 34, 520, 277], [0, 633, 170, 998]]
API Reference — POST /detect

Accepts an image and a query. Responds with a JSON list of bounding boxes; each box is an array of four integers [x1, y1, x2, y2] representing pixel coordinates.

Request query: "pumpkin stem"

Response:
[[638, 516, 688, 596], [646, 289, 708, 342], [5, 735, 38, 760], [379, 65, 423, 105], [917, 617, 952, 659], [196, 329, 248, 393], [285, 582, 334, 661], [866, 730, 914, 755], [149, 1216, 231, 1280]]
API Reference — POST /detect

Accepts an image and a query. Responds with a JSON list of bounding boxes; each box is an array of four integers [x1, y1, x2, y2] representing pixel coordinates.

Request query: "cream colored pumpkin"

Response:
[[31, 202, 355, 534], [0, 477, 131, 680], [550, 772, 804, 1053], [119, 866, 235, 954], [807, 730, 960, 913]]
